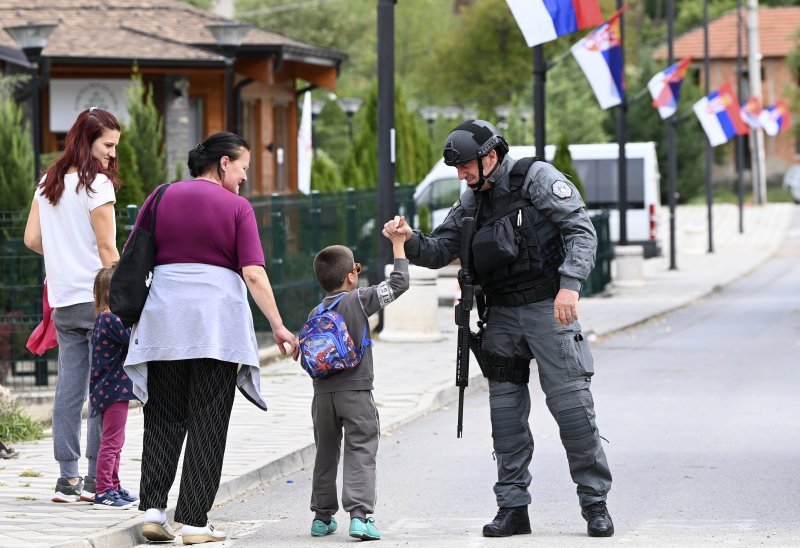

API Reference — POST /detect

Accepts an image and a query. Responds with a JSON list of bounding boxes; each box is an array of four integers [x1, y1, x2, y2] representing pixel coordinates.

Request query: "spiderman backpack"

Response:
[[298, 294, 372, 379]]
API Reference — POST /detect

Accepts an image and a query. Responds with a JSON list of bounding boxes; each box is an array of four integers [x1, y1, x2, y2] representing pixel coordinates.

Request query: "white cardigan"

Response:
[[124, 263, 267, 410]]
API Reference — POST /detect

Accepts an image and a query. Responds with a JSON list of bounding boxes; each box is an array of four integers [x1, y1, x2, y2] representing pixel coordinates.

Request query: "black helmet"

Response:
[[442, 120, 509, 167]]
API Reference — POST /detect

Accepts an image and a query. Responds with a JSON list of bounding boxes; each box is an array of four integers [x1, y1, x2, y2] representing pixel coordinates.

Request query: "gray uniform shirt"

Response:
[[405, 155, 597, 292], [312, 258, 410, 394]]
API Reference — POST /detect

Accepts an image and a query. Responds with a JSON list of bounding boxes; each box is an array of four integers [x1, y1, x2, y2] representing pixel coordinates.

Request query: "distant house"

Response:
[[0, 0, 346, 196], [655, 6, 799, 179]]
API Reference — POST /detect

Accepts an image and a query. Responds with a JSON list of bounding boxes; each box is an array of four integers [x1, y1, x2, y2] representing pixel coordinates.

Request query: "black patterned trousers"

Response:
[[138, 358, 237, 526]]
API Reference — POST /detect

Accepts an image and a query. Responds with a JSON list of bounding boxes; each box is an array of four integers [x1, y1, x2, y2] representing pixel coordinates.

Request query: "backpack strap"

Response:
[[323, 292, 373, 359], [509, 156, 546, 191]]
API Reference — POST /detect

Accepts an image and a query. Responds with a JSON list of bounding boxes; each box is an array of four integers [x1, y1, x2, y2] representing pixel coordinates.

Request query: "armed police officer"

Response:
[[383, 120, 614, 538]]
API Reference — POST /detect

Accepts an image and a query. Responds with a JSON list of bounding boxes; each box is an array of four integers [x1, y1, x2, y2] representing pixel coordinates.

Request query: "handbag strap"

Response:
[[147, 183, 170, 233], [134, 184, 170, 234]]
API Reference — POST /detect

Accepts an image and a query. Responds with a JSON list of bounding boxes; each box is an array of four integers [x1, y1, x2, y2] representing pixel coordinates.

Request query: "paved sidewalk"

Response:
[[0, 203, 795, 547]]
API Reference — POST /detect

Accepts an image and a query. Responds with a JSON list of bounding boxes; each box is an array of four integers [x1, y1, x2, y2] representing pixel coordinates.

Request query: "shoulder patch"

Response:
[[452, 198, 461, 209], [551, 180, 572, 199]]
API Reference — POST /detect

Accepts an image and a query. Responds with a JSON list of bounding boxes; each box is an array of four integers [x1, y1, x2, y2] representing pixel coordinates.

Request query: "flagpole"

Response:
[[703, 0, 715, 253], [617, 0, 628, 246], [735, 0, 745, 233], [667, 0, 678, 270], [533, 45, 546, 158]]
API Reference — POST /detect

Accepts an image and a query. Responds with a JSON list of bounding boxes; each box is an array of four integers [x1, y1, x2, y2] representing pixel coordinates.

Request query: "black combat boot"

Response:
[[582, 501, 614, 537], [481, 506, 531, 537]]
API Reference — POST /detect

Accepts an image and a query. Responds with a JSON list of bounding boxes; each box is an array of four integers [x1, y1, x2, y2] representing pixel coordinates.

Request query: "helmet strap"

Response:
[[468, 153, 501, 192]]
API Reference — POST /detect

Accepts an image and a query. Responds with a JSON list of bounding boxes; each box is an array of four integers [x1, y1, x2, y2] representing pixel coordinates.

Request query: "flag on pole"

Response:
[[505, 0, 604, 48], [692, 82, 749, 147], [759, 99, 792, 136], [647, 57, 691, 119], [570, 8, 626, 110], [740, 96, 762, 129], [297, 91, 312, 195]]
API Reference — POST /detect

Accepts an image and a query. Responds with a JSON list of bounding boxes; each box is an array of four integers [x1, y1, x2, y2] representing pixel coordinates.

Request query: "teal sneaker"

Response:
[[311, 516, 337, 536], [349, 517, 380, 541]]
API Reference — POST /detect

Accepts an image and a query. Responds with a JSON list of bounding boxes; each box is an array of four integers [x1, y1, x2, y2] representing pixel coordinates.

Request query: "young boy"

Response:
[[308, 220, 409, 541]]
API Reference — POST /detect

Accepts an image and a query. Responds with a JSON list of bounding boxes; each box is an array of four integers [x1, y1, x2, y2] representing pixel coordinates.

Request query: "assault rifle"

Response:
[[455, 216, 475, 438]]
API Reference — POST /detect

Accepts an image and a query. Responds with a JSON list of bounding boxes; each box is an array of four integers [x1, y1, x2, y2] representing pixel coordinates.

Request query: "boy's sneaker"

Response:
[[117, 486, 139, 503], [349, 517, 380, 541], [80, 476, 96, 502], [94, 488, 133, 509], [52, 477, 83, 503], [311, 516, 338, 536]]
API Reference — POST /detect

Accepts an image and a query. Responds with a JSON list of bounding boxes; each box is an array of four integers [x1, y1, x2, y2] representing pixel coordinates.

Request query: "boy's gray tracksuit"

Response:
[[310, 259, 409, 521]]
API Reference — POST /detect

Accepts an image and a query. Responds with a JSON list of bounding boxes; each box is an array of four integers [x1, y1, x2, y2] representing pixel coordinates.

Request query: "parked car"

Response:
[[783, 165, 800, 204], [414, 142, 663, 258]]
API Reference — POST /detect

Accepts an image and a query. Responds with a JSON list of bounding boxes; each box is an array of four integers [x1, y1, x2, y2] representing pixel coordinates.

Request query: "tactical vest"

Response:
[[473, 157, 566, 300]]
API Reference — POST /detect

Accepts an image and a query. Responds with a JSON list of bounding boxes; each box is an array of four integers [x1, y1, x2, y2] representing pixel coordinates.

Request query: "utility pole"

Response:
[[533, 46, 546, 158], [377, 0, 396, 280], [703, 0, 714, 253], [747, 0, 766, 205], [667, 0, 678, 270], [616, 0, 628, 246], [735, 0, 745, 233]]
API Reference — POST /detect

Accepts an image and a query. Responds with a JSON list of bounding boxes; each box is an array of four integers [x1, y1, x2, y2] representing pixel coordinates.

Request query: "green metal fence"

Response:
[[0, 191, 611, 390]]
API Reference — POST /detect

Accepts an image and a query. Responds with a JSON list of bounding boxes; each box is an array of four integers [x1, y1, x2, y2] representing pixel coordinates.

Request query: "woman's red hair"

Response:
[[39, 108, 122, 205]]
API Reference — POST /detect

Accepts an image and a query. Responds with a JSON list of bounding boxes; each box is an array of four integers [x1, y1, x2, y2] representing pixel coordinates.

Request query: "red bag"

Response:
[[27, 281, 58, 355]]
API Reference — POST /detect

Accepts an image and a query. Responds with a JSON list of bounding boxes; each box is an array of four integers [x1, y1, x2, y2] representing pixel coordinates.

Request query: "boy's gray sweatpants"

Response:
[[52, 302, 101, 479], [310, 390, 379, 521]]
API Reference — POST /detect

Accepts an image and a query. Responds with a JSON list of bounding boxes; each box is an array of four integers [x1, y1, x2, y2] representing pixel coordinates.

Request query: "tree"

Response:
[[551, 133, 588, 205], [0, 76, 34, 211], [341, 82, 434, 190], [311, 150, 345, 193], [124, 69, 167, 194]]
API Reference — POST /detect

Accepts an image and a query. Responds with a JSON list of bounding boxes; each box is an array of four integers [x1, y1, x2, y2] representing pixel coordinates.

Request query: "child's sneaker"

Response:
[[117, 486, 139, 503], [52, 477, 83, 503], [80, 476, 96, 502], [311, 516, 337, 536], [94, 488, 133, 509], [349, 517, 380, 541]]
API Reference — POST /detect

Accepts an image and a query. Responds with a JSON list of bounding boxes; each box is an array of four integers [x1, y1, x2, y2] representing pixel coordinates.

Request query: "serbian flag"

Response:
[[692, 82, 749, 147], [571, 8, 626, 109], [647, 57, 691, 119], [740, 96, 762, 129], [506, 0, 604, 47], [759, 99, 792, 137]]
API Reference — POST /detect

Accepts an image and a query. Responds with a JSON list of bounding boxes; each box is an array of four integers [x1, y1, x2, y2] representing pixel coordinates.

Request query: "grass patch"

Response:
[[0, 481, 6, 487], [18, 469, 42, 478], [131, 457, 142, 462], [687, 185, 796, 205], [18, 482, 29, 487], [0, 407, 45, 443], [15, 496, 36, 501]]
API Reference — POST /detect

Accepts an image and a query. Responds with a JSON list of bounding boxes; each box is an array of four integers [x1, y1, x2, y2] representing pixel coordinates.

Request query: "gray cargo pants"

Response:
[[52, 302, 102, 479], [310, 390, 380, 521], [481, 298, 612, 509]]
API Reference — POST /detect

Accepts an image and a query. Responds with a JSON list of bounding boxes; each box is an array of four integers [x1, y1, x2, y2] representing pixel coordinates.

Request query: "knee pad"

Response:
[[490, 388, 531, 453], [556, 406, 594, 442]]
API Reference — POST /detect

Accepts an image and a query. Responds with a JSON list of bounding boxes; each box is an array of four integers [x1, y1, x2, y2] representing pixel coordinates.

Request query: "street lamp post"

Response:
[[494, 104, 512, 133], [5, 22, 57, 387], [337, 97, 363, 142], [311, 99, 325, 151], [4, 22, 57, 180], [206, 22, 250, 133], [419, 106, 439, 142], [519, 107, 533, 144]]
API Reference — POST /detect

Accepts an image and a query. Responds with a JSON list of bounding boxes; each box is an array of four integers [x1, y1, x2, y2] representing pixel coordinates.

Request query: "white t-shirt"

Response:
[[35, 172, 116, 307]]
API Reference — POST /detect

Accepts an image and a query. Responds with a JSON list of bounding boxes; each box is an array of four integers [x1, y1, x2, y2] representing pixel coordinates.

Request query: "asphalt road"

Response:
[[199, 221, 800, 547]]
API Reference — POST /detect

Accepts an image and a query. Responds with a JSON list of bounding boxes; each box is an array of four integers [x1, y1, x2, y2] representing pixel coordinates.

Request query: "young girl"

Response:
[[90, 266, 138, 509]]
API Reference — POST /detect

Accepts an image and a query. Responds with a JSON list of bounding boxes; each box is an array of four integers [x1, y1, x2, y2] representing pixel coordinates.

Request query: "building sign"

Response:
[[49, 79, 132, 132]]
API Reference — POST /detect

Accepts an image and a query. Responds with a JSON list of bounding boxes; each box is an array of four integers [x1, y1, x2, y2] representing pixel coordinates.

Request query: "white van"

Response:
[[414, 142, 662, 258]]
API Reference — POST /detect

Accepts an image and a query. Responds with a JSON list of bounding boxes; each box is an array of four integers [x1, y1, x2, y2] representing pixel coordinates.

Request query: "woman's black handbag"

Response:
[[110, 184, 169, 327]]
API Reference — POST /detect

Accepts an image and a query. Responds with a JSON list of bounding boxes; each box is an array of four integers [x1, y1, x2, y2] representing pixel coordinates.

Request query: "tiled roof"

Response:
[[654, 6, 800, 60], [0, 0, 344, 65]]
